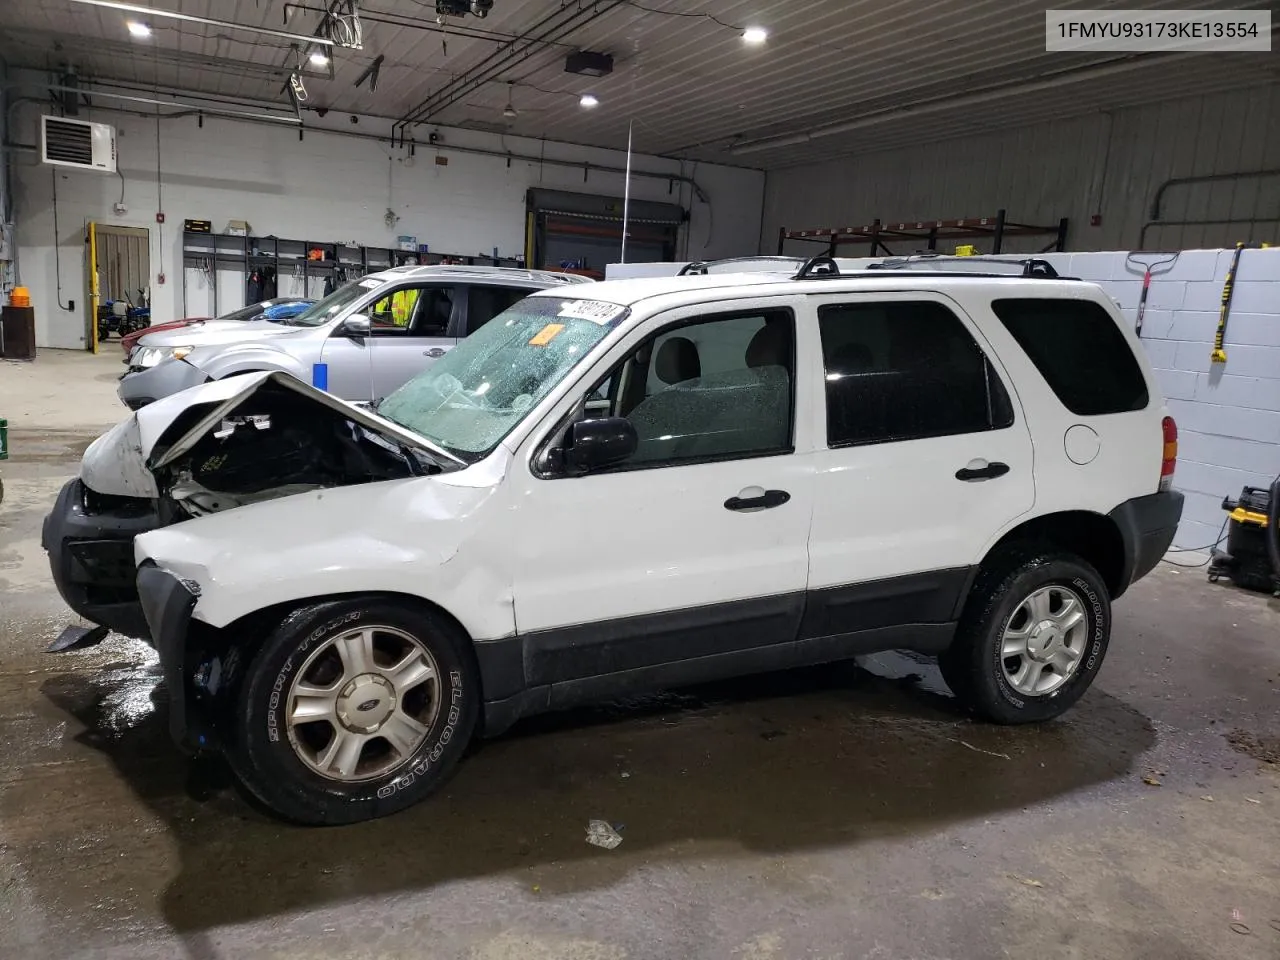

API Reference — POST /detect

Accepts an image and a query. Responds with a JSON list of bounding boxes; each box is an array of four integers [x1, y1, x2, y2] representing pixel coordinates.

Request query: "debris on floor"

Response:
[[1009, 874, 1044, 888], [585, 820, 624, 850], [1141, 776, 1162, 786], [948, 738, 1010, 760], [1225, 728, 1280, 764]]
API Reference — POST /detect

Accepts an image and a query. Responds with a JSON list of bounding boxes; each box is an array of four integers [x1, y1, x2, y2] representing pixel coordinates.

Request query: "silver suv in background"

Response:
[[117, 266, 592, 409]]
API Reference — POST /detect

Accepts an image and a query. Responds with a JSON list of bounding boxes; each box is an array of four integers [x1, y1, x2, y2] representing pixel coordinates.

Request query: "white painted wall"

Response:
[[11, 99, 763, 349], [762, 83, 1280, 258]]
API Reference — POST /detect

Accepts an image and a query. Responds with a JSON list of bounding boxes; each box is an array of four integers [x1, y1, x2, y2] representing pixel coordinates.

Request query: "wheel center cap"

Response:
[[336, 674, 396, 733], [1027, 620, 1060, 662]]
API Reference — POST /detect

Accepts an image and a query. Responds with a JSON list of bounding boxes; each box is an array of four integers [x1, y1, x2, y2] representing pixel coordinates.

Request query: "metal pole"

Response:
[[620, 119, 633, 264]]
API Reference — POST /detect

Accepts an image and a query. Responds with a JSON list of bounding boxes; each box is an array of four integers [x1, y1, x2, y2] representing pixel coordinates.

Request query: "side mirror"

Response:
[[565, 417, 637, 473], [343, 314, 371, 338]]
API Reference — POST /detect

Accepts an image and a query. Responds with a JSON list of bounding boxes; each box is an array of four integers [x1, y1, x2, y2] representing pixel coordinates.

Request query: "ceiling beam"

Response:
[[394, 0, 625, 131]]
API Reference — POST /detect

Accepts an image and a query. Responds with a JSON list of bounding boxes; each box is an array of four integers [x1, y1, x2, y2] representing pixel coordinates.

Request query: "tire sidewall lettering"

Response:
[[1073, 576, 1107, 671], [266, 610, 364, 743]]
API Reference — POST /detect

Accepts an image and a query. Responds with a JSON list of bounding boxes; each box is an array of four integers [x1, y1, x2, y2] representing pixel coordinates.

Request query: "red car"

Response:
[[119, 315, 209, 355], [119, 298, 314, 357]]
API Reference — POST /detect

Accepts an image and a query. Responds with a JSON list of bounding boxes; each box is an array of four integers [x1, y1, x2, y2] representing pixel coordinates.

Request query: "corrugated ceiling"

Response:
[[2, 0, 1275, 168]]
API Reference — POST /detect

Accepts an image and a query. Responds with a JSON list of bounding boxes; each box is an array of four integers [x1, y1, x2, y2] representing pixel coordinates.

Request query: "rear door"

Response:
[[368, 284, 460, 401], [462, 284, 535, 339], [804, 292, 1035, 628]]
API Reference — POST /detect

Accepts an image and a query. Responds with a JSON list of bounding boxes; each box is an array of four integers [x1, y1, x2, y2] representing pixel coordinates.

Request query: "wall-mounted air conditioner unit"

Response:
[[41, 116, 117, 173]]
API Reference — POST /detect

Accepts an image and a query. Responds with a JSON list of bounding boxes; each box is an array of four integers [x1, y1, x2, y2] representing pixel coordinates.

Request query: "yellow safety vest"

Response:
[[390, 288, 419, 326]]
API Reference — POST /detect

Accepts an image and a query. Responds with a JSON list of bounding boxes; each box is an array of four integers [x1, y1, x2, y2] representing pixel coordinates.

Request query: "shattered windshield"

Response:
[[284, 277, 386, 327], [376, 296, 626, 460]]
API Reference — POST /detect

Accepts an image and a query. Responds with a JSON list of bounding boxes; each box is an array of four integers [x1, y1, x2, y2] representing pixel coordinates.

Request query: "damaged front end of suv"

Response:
[[42, 371, 461, 643]]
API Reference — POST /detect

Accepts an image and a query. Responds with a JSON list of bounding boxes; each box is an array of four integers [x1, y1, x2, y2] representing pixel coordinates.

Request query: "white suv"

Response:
[[44, 256, 1183, 824]]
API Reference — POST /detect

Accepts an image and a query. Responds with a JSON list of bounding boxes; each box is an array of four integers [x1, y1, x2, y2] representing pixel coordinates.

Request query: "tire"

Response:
[[939, 546, 1111, 724], [226, 597, 478, 825]]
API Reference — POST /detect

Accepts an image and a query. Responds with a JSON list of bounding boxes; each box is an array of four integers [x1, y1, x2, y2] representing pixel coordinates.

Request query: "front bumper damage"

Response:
[[136, 562, 203, 751], [42, 478, 161, 639], [43, 485, 210, 752], [117, 358, 211, 410]]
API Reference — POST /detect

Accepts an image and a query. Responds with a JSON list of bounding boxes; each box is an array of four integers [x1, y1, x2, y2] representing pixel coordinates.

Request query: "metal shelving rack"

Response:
[[180, 232, 527, 316], [777, 210, 1069, 258]]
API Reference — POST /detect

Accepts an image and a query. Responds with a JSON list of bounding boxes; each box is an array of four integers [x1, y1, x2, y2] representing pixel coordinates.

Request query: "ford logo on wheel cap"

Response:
[[356, 698, 381, 712]]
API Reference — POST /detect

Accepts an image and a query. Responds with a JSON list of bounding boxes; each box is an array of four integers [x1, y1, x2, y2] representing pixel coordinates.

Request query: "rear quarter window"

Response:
[[991, 298, 1149, 416]]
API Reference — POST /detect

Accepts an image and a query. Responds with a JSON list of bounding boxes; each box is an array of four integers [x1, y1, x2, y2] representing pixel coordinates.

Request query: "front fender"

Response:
[[133, 474, 515, 643], [192, 343, 311, 381]]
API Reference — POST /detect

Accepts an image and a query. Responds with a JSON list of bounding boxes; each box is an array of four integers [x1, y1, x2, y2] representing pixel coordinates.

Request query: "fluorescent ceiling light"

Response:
[[579, 93, 599, 108], [126, 19, 151, 37], [309, 51, 329, 66], [742, 26, 768, 44], [69, 0, 335, 46]]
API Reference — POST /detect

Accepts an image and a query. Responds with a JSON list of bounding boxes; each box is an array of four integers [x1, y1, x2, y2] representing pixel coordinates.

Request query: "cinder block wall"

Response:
[[1058, 248, 1280, 549]]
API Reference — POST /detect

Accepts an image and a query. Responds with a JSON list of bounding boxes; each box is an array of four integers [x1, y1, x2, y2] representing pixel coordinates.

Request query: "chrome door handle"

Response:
[[423, 347, 446, 358]]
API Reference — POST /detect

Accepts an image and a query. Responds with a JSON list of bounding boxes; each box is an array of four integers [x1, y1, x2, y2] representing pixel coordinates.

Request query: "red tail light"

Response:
[[1160, 416, 1177, 491]]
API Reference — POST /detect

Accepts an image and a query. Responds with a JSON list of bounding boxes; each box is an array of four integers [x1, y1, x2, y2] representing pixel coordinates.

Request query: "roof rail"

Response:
[[793, 255, 841, 279], [678, 255, 805, 276], [865, 254, 1061, 278]]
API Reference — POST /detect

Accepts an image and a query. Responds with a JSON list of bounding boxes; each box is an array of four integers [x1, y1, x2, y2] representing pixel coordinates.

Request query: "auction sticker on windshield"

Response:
[[557, 299, 627, 325], [528, 323, 565, 346]]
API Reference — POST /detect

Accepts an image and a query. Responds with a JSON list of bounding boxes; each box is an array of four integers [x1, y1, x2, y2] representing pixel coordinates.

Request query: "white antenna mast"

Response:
[[620, 119, 633, 263]]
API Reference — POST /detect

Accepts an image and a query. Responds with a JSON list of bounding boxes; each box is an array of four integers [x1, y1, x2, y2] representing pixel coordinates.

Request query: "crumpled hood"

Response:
[[80, 370, 463, 498], [134, 459, 506, 629], [135, 318, 310, 349]]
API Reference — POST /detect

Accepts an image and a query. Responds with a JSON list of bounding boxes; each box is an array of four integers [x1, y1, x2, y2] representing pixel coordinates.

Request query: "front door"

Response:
[[510, 301, 817, 691], [368, 284, 460, 402], [804, 293, 1036, 631], [318, 328, 371, 400]]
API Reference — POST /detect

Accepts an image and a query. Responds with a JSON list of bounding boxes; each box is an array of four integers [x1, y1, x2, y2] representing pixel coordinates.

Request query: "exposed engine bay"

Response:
[[45, 373, 455, 640], [156, 386, 426, 517]]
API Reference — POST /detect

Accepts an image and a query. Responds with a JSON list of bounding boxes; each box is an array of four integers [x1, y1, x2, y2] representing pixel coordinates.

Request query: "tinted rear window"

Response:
[[992, 298, 1148, 416], [818, 301, 1014, 447]]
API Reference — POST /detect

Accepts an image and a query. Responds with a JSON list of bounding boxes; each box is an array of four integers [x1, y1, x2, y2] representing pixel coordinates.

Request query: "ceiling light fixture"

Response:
[[565, 51, 614, 77], [309, 51, 329, 66], [126, 19, 151, 37], [68, 0, 336, 46], [742, 26, 768, 44], [579, 93, 599, 108]]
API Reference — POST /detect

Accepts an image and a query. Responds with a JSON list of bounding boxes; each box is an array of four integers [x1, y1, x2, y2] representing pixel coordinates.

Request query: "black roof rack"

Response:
[[678, 255, 804, 276], [864, 255, 1062, 278], [793, 255, 841, 279], [790, 254, 1078, 282]]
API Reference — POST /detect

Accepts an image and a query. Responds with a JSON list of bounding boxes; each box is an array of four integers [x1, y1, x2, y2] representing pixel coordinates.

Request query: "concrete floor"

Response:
[[1, 349, 1279, 960]]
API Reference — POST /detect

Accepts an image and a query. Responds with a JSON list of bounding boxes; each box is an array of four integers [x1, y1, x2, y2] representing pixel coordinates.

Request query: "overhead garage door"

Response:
[[526, 188, 686, 280]]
